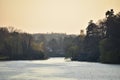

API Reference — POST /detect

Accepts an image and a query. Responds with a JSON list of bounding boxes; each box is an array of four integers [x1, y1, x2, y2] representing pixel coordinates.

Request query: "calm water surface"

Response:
[[0, 58, 120, 80]]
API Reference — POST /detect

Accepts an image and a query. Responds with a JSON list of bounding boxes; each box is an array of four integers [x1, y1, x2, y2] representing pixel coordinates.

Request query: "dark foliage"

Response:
[[0, 27, 47, 60], [65, 9, 120, 64]]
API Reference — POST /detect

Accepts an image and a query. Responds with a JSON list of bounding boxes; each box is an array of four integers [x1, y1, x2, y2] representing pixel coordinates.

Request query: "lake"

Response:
[[0, 57, 120, 80]]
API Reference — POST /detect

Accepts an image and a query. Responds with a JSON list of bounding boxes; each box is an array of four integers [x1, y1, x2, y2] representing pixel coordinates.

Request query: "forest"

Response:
[[0, 9, 120, 64], [65, 9, 120, 64], [0, 27, 47, 60]]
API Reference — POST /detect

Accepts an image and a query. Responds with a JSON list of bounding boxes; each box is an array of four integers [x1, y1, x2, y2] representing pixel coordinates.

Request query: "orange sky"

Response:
[[0, 0, 120, 34]]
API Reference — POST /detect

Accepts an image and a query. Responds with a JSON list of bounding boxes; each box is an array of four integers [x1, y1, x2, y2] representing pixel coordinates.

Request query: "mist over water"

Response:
[[0, 57, 120, 80]]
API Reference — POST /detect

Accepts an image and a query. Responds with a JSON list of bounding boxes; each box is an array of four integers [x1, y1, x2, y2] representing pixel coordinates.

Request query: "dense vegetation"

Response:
[[65, 9, 120, 64], [100, 10, 120, 63], [0, 27, 47, 60]]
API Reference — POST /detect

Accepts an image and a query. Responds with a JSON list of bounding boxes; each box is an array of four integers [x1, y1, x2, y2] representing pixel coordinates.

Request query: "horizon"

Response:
[[0, 0, 120, 34]]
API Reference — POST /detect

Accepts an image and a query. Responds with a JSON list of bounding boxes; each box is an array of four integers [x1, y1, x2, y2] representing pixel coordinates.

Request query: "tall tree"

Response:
[[100, 10, 120, 63]]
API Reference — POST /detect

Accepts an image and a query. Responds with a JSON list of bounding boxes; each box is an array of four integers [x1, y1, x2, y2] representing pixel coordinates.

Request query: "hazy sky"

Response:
[[0, 0, 120, 34]]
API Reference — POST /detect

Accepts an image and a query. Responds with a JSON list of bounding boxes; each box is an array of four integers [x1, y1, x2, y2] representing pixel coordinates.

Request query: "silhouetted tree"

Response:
[[100, 10, 120, 63], [83, 20, 101, 61]]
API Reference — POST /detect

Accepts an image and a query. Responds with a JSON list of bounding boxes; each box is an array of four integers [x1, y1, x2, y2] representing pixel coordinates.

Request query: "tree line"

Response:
[[0, 27, 47, 60], [33, 33, 76, 57], [65, 9, 120, 64]]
